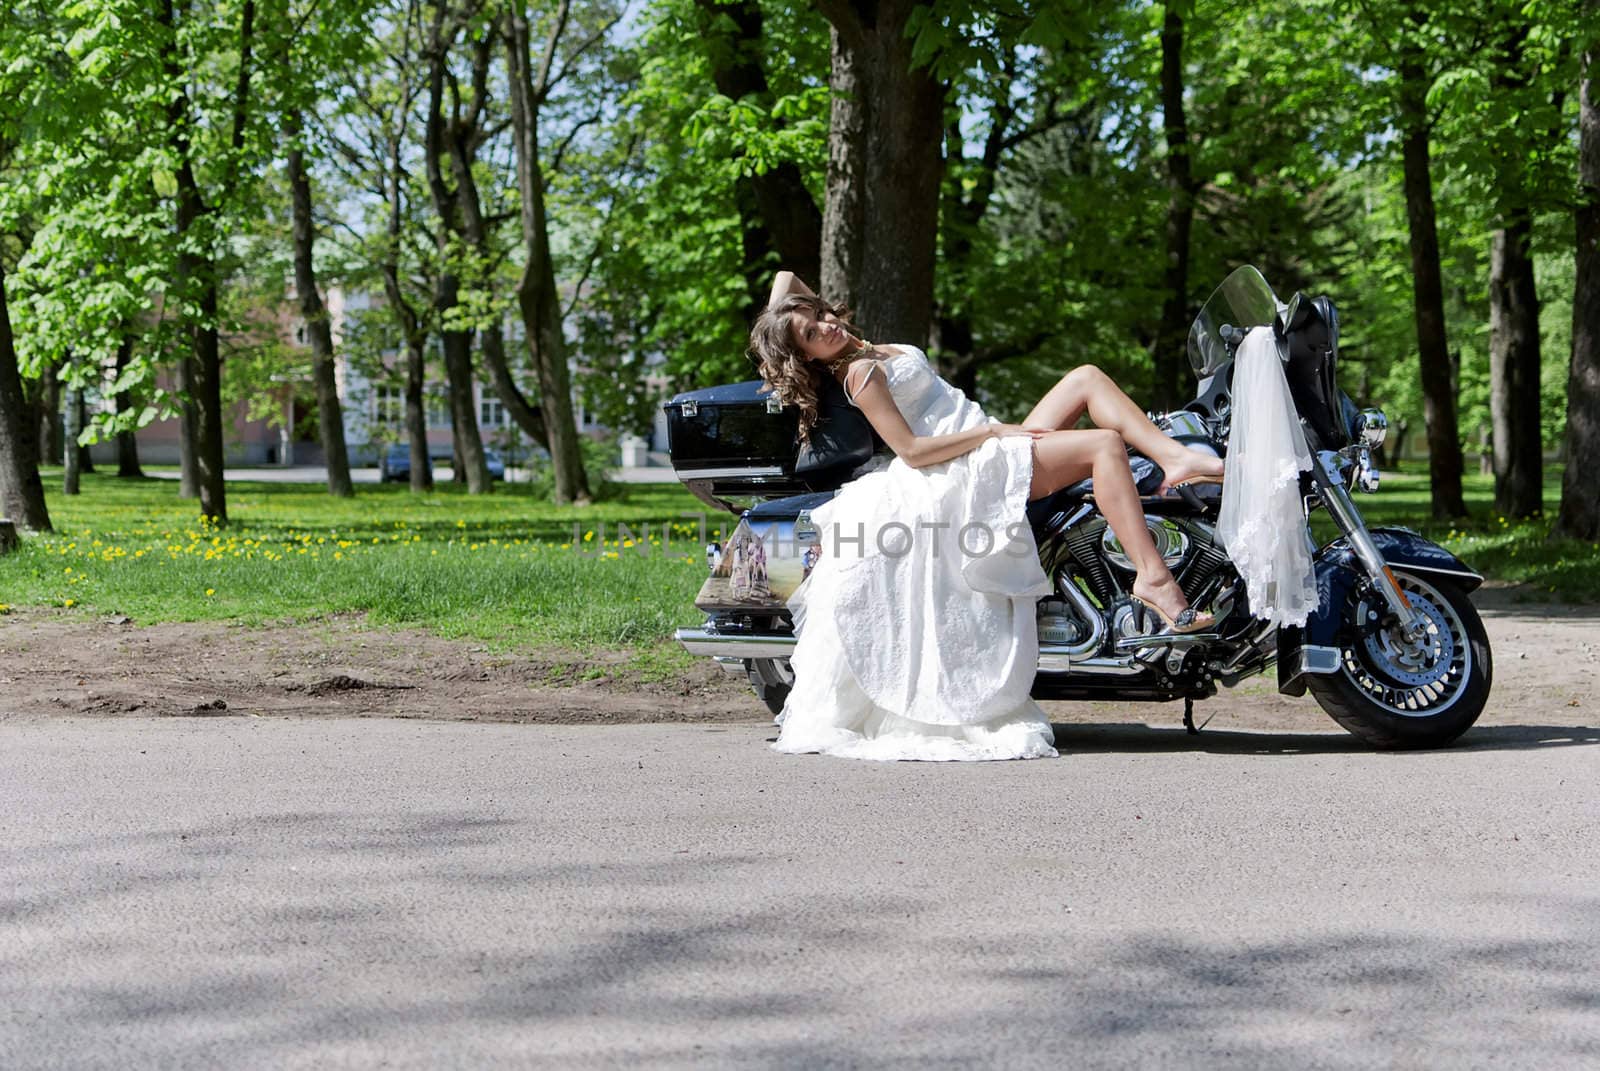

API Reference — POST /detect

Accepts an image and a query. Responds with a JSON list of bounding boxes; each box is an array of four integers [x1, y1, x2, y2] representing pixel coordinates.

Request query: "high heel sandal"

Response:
[[1129, 596, 1216, 635], [1159, 471, 1225, 496]]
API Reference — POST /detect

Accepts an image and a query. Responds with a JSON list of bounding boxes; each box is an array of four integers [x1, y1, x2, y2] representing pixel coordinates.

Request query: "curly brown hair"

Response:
[[748, 293, 866, 445]]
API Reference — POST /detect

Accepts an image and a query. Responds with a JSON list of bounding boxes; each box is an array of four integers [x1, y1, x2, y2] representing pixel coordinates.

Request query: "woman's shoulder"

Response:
[[842, 356, 885, 400], [842, 344, 925, 404], [880, 342, 926, 361]]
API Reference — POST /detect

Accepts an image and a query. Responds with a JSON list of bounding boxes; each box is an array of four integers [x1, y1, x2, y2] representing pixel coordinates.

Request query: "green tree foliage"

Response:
[[572, 0, 829, 408], [0, 0, 1587, 532]]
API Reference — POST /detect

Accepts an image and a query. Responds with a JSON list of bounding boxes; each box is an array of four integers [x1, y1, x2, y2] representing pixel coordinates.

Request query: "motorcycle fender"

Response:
[[1277, 529, 1482, 697]]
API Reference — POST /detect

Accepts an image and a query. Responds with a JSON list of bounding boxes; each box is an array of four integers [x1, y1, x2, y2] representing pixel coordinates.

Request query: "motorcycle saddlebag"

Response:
[[664, 375, 884, 499]]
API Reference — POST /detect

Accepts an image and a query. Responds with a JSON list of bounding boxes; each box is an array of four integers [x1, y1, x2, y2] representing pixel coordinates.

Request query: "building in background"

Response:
[[88, 285, 674, 470]]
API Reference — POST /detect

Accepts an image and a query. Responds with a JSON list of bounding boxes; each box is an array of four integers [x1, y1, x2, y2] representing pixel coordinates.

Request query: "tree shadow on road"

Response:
[[5, 803, 1599, 1068]]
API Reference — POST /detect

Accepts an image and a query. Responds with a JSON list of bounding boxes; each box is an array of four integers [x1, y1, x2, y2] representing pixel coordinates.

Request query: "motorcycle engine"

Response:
[[1060, 515, 1233, 613], [1101, 517, 1189, 572]]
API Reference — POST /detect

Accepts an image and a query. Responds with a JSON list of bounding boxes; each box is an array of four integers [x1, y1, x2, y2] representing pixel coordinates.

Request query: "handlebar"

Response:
[[1219, 323, 1249, 349]]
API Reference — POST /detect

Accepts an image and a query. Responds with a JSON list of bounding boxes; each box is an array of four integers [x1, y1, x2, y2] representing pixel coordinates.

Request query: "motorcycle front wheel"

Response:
[[1308, 571, 1492, 749]]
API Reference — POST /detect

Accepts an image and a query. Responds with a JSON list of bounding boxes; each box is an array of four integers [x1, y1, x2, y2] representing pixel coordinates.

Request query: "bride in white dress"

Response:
[[748, 272, 1225, 761]]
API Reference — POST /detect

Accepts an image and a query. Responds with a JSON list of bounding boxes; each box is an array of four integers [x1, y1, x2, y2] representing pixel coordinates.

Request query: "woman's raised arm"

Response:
[[768, 270, 818, 310]]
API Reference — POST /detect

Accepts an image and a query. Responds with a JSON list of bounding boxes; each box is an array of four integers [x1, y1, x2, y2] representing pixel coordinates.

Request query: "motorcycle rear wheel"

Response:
[[1308, 571, 1492, 749], [746, 658, 793, 717]]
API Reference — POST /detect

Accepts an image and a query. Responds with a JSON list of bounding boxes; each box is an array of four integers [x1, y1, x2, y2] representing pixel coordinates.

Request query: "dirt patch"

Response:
[[0, 612, 759, 725], [0, 584, 1594, 733]]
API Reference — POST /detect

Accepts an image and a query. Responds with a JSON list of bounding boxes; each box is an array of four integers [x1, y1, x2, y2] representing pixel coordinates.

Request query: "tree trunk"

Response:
[[191, 280, 228, 522], [376, 93, 433, 495], [480, 323, 548, 450], [116, 419, 142, 477], [185, 0, 257, 525], [1488, 213, 1544, 517], [694, 0, 823, 314], [1398, 45, 1467, 519], [932, 52, 1058, 398], [439, 31, 551, 459], [1388, 417, 1410, 472], [63, 378, 82, 496], [1152, 3, 1196, 411], [286, 110, 354, 498], [74, 389, 95, 475], [114, 336, 144, 477], [441, 325, 487, 489], [37, 359, 62, 466], [162, 0, 200, 499], [505, 2, 592, 505], [175, 354, 200, 497], [1555, 13, 1600, 541], [423, 7, 490, 495], [815, 1, 945, 345], [1486, 22, 1545, 521], [404, 333, 433, 493], [0, 261, 52, 532], [183, 0, 256, 525], [932, 107, 993, 393], [161, 0, 202, 502]]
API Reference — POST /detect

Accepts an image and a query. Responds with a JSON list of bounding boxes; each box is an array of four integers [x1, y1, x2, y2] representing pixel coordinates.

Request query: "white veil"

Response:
[[1217, 325, 1316, 628]]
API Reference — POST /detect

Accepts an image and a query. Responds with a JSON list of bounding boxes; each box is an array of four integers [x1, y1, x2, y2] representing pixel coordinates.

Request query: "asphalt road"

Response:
[[2, 717, 1596, 1070]]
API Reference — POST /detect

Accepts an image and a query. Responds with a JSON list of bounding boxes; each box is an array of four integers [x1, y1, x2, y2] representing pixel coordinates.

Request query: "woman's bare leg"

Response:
[[1023, 365, 1223, 489], [1029, 429, 1203, 623]]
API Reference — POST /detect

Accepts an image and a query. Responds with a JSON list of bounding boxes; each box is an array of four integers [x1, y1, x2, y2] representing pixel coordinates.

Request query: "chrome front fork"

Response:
[[1309, 450, 1426, 641]]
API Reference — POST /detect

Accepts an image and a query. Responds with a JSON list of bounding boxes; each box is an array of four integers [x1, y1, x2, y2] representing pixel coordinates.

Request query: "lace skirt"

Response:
[[773, 434, 1056, 762]]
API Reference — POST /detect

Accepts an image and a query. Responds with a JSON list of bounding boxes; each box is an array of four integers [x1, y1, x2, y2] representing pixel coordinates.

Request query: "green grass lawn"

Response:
[[1311, 464, 1600, 601], [0, 473, 741, 676], [2, 463, 1595, 667]]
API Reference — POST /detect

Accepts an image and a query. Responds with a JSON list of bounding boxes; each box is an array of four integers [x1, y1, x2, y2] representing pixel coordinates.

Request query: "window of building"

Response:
[[426, 386, 450, 430], [480, 397, 509, 430], [373, 386, 403, 426]]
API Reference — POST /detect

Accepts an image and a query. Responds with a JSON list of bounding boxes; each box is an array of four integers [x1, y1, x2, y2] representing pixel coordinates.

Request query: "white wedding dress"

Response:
[[773, 344, 1058, 761]]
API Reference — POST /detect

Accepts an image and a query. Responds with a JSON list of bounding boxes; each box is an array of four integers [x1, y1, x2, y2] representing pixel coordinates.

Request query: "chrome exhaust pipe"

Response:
[[675, 628, 798, 660], [677, 627, 1145, 677]]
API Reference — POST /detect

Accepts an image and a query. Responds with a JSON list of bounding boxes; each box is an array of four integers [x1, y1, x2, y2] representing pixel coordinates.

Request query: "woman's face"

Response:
[[787, 306, 852, 363]]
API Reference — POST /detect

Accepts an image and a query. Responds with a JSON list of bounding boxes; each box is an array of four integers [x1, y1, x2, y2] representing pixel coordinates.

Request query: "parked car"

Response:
[[380, 444, 505, 482]]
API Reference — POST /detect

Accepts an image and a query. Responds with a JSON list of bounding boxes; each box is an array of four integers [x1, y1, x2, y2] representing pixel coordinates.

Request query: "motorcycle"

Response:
[[663, 266, 1492, 748]]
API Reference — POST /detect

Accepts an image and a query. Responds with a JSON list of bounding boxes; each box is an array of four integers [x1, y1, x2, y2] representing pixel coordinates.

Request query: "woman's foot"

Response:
[[1131, 575, 1215, 634], [1157, 448, 1225, 495]]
